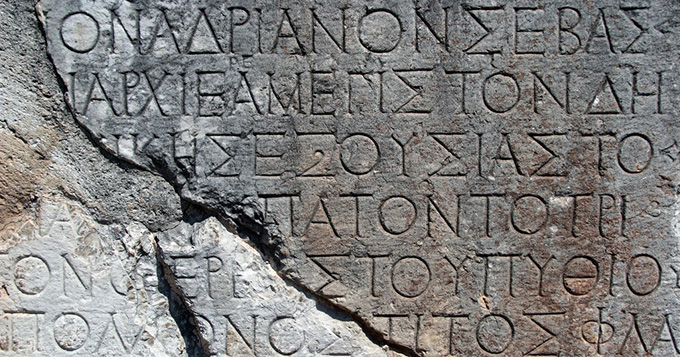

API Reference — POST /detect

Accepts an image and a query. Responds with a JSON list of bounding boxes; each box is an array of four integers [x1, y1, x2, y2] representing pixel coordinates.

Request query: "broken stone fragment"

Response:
[[27, 0, 680, 354], [0, 198, 186, 356], [157, 217, 395, 356]]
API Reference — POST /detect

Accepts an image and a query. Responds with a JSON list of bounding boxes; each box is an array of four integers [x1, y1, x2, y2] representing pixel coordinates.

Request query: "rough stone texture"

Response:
[[0, 1, 192, 354], [157, 217, 393, 356], [0, 0, 402, 355], [0, 197, 186, 355], [11, 0, 680, 355]]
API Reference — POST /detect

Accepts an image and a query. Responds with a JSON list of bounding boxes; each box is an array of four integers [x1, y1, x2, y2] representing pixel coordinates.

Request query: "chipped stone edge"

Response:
[[32, 2, 416, 355]]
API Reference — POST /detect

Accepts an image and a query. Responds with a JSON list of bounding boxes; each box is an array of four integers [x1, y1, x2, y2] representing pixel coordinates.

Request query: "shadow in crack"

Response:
[[156, 246, 210, 357]]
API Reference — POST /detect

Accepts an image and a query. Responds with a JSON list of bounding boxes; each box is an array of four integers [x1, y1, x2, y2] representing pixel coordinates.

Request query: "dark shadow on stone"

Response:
[[156, 246, 210, 357]]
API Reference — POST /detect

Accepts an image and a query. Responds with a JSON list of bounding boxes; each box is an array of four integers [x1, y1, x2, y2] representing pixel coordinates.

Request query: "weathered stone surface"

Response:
[[28, 0, 680, 354], [2, 0, 399, 355], [158, 217, 394, 356], [0, 197, 186, 355], [0, 0, 195, 354]]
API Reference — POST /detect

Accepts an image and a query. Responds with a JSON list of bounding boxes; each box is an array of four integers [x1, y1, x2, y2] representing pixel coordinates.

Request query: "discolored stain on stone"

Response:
[[0, 132, 48, 233]]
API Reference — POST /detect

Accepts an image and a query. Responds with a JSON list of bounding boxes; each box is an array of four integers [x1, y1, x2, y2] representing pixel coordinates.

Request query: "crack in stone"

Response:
[[33, 4, 418, 354], [33, 59, 419, 357], [155, 236, 211, 357], [181, 200, 419, 357]]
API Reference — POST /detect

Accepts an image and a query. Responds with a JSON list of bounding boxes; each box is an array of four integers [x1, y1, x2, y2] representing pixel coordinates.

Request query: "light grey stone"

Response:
[[0, 197, 186, 356], [24, 0, 680, 355], [158, 217, 395, 356], [1, 0, 400, 355]]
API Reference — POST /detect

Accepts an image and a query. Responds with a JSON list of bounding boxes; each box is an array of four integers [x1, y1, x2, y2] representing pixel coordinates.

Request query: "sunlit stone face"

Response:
[[37, 0, 680, 354]]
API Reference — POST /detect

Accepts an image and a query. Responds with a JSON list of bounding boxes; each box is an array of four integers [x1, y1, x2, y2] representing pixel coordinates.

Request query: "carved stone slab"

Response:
[[157, 217, 392, 356], [38, 0, 680, 355], [0, 198, 186, 355]]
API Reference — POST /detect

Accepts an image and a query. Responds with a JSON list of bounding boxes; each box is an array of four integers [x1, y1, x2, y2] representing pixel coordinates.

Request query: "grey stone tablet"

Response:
[[0, 198, 187, 355], [34, 0, 680, 355]]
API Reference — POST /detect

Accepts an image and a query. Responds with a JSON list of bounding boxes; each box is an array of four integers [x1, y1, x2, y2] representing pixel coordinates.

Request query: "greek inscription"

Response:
[[40, 0, 680, 355], [14, 255, 50, 296], [53, 313, 89, 351]]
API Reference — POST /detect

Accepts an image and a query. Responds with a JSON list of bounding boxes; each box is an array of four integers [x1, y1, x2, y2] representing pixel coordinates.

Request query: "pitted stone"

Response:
[[37, 0, 680, 355], [157, 217, 394, 356], [0, 198, 186, 355]]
